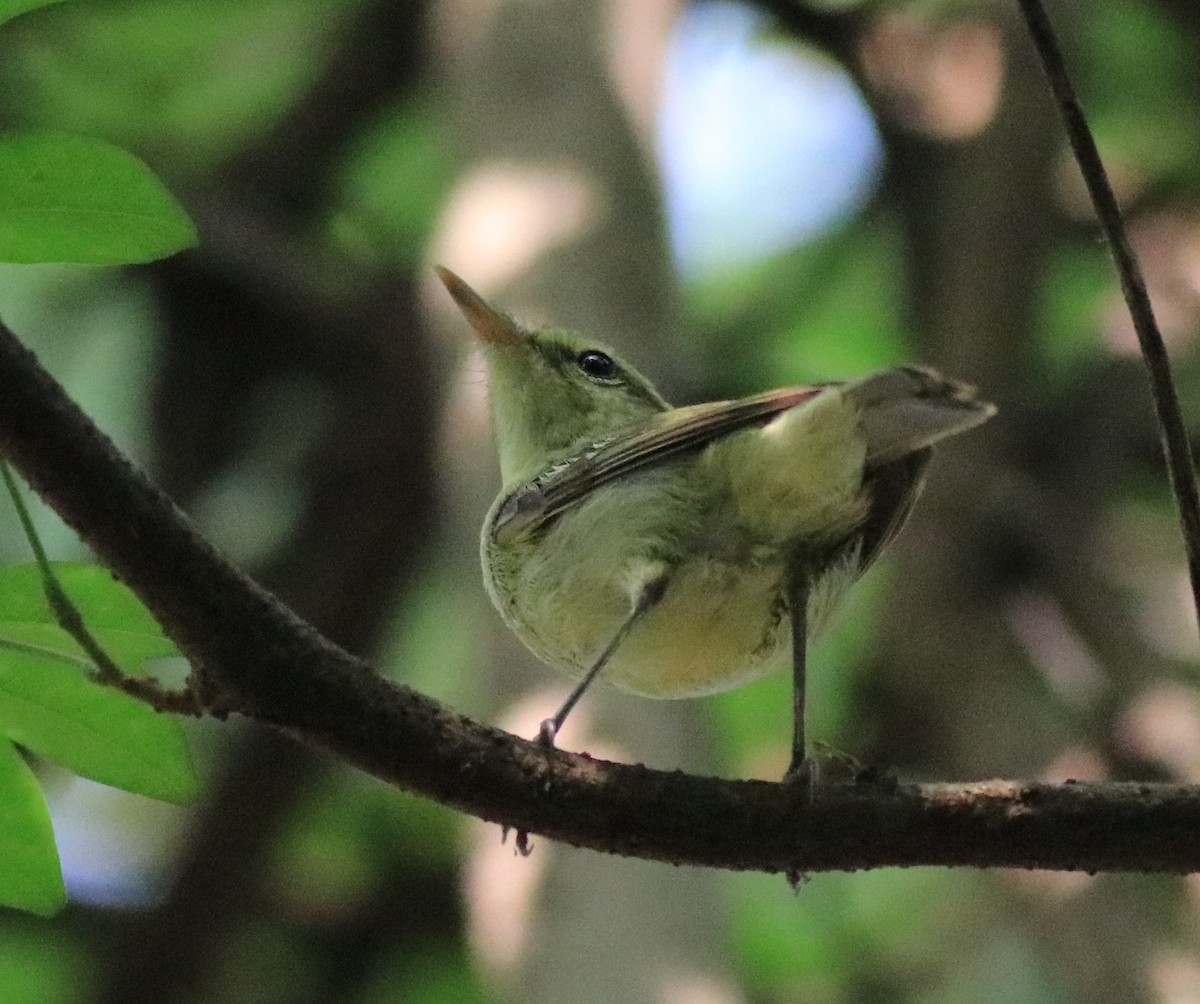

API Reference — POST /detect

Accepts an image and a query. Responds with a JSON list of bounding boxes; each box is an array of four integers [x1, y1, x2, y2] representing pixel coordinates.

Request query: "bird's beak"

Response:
[[434, 266, 523, 348]]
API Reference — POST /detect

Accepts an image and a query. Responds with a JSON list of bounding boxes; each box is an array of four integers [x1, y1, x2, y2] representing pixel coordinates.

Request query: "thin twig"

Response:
[[1017, 0, 1200, 637], [0, 461, 199, 714]]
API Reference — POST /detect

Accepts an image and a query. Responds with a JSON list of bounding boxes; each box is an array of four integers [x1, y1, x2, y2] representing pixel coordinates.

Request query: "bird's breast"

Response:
[[482, 455, 866, 698]]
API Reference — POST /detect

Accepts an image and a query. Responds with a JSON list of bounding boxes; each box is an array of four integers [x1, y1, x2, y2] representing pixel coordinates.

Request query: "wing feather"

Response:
[[492, 386, 825, 541]]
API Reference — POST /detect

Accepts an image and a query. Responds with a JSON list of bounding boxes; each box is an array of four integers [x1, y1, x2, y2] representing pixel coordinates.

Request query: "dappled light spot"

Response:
[[1120, 683, 1200, 781], [45, 775, 186, 908], [656, 968, 743, 1004], [429, 161, 601, 296], [1003, 865, 1095, 901], [1041, 748, 1108, 785], [463, 689, 625, 983], [659, 1, 881, 275], [860, 14, 1004, 139], [1100, 213, 1200, 357], [1006, 592, 1104, 709], [463, 691, 561, 982], [1148, 948, 1200, 1004], [604, 0, 676, 147]]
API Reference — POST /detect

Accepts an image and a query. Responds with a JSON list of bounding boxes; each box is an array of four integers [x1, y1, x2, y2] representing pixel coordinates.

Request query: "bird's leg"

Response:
[[537, 572, 669, 748], [783, 565, 811, 784]]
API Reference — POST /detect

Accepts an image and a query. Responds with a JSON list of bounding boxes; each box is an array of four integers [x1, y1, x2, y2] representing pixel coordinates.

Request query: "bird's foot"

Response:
[[784, 746, 896, 790], [851, 760, 898, 792], [535, 717, 560, 749], [809, 742, 898, 789], [500, 825, 534, 857], [783, 753, 818, 793]]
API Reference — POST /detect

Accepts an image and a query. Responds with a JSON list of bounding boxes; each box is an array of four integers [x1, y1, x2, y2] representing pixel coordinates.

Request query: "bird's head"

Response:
[[436, 267, 669, 489]]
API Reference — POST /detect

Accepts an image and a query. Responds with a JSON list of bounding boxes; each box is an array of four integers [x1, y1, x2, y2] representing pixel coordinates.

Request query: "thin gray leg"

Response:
[[537, 574, 669, 747], [784, 571, 809, 781]]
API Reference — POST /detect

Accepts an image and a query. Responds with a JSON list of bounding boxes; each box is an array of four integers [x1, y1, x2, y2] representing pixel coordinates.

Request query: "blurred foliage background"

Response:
[[0, 0, 1198, 1001]]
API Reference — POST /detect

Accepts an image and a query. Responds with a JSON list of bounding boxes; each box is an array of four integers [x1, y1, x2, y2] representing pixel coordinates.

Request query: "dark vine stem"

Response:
[[1016, 0, 1200, 638]]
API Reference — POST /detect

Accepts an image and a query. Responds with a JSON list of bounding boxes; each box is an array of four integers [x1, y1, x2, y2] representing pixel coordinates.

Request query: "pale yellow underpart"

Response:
[[482, 387, 872, 698]]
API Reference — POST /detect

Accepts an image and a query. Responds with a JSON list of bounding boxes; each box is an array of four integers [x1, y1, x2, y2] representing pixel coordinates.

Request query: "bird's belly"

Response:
[[491, 537, 795, 698], [483, 461, 863, 699], [604, 559, 792, 697]]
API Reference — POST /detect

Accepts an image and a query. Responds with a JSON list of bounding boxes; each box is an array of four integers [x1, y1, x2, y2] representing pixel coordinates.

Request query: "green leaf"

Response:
[[0, 0, 65, 31], [0, 131, 197, 264], [0, 738, 64, 916], [0, 647, 197, 803], [0, 563, 179, 666], [0, 563, 196, 803]]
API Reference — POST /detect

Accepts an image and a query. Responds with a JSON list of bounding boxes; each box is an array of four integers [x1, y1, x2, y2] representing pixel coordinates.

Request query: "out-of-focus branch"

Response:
[[2, 320, 1200, 873], [739, 0, 865, 65]]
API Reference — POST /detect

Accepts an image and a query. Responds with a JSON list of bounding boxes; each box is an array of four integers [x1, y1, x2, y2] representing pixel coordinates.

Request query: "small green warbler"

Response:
[[437, 267, 994, 777]]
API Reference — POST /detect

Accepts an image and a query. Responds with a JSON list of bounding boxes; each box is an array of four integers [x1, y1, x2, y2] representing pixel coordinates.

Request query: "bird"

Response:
[[436, 266, 995, 779]]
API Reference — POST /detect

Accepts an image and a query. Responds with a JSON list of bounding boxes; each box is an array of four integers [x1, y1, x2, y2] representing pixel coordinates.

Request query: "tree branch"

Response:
[[0, 320, 1199, 873]]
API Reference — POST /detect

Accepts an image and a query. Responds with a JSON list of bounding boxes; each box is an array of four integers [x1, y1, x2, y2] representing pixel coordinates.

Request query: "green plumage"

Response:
[[437, 268, 995, 703]]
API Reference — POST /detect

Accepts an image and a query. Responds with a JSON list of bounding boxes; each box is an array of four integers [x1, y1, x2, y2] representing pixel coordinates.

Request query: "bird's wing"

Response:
[[491, 386, 826, 541], [856, 449, 931, 572]]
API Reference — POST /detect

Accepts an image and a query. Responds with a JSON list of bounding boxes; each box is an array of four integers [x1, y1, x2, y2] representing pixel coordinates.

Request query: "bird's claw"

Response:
[[783, 755, 818, 792], [535, 718, 559, 749]]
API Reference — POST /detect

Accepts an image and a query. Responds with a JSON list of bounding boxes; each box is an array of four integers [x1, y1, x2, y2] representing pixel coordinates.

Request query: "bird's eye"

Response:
[[577, 350, 619, 382]]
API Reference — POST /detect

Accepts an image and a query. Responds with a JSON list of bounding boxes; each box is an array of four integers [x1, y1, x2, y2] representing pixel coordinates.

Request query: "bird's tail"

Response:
[[843, 366, 996, 468]]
